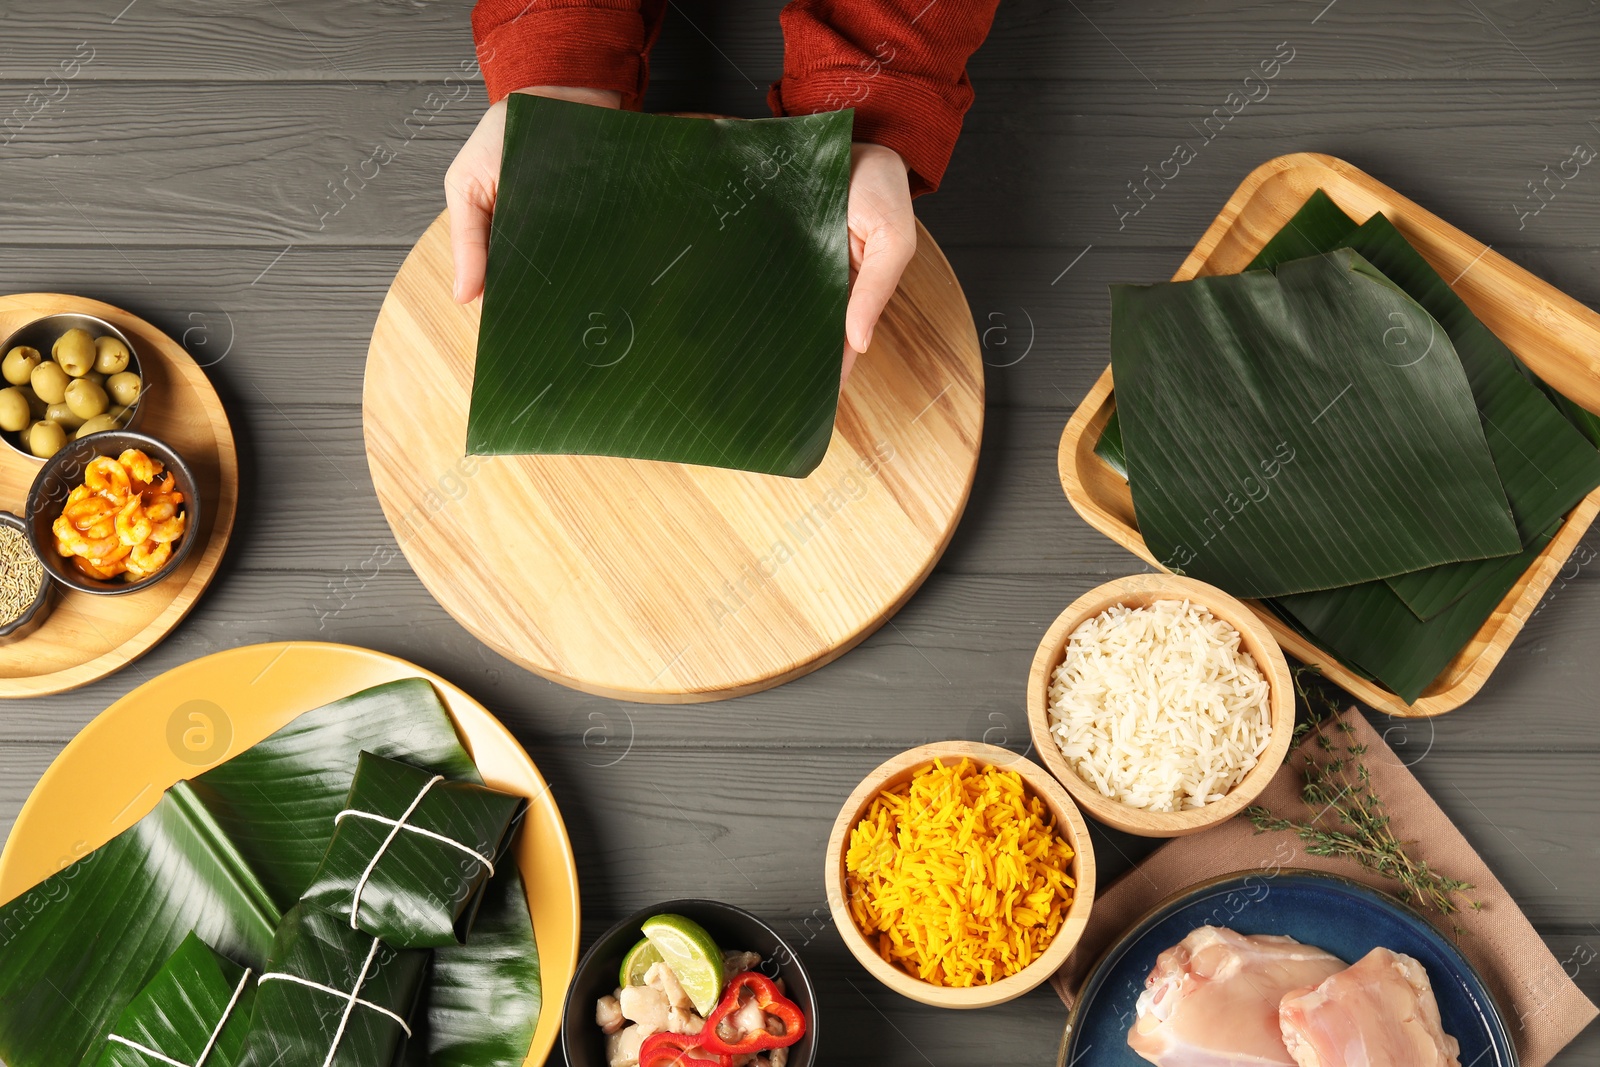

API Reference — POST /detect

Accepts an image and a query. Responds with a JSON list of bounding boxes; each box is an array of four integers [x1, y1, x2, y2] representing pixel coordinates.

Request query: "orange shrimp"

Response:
[[73, 556, 125, 580], [64, 495, 117, 531], [118, 448, 158, 486], [84, 456, 130, 500], [115, 496, 153, 547], [127, 540, 170, 576]]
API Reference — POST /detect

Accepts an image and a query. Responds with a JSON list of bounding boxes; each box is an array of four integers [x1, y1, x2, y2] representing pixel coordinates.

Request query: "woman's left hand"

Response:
[[842, 143, 916, 383]]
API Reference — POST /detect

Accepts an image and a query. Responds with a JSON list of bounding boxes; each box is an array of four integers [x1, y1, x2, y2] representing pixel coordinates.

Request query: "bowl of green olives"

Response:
[[0, 313, 146, 462]]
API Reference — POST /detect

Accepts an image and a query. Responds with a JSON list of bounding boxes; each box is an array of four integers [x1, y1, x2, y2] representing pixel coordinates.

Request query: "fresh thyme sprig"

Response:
[[1247, 665, 1480, 932]]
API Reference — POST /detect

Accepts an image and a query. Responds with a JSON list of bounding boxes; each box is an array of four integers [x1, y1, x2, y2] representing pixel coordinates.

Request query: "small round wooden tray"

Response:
[[0, 294, 237, 697], [364, 211, 982, 702]]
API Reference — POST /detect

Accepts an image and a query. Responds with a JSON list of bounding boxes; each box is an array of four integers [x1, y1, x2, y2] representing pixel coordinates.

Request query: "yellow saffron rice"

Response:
[[844, 758, 1076, 987]]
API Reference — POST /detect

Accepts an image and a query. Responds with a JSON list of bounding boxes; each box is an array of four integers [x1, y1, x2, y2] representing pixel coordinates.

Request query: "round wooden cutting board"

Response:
[[0, 294, 237, 697], [364, 211, 982, 702]]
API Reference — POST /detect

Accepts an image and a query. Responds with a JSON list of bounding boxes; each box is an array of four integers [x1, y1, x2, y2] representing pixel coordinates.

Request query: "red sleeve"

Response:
[[472, 0, 668, 110], [768, 0, 1000, 195]]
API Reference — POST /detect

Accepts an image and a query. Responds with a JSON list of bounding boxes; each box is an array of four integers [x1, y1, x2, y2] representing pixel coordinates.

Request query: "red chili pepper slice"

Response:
[[697, 971, 807, 1055], [638, 1032, 732, 1067]]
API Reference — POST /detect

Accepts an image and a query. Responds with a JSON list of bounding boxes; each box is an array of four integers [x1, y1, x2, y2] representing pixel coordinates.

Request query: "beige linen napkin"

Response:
[[1050, 708, 1595, 1066]]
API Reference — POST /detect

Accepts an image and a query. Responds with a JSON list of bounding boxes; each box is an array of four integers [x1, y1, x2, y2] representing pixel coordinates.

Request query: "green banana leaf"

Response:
[[1275, 521, 1559, 702], [240, 902, 429, 1067], [1258, 202, 1600, 619], [302, 752, 527, 948], [1246, 187, 1362, 270], [0, 785, 278, 1067], [90, 930, 256, 1067], [1544, 385, 1600, 447], [1114, 247, 1520, 598], [1094, 410, 1128, 478], [0, 679, 541, 1067], [467, 94, 853, 478]]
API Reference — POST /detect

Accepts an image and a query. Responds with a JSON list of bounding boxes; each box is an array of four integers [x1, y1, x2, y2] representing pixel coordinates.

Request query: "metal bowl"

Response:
[[25, 430, 200, 596], [0, 312, 145, 462], [0, 511, 54, 639]]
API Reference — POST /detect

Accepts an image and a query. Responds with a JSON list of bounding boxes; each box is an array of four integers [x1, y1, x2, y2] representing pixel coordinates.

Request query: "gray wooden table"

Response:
[[2, 1, 1597, 1062]]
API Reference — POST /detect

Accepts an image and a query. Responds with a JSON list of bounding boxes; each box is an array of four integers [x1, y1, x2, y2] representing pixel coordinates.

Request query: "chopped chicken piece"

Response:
[[769, 1049, 788, 1067], [646, 961, 695, 1010], [606, 1023, 649, 1067], [1279, 947, 1462, 1067], [1128, 926, 1346, 1066], [735, 997, 768, 1036], [596, 993, 625, 1035], [619, 984, 669, 1035], [723, 950, 763, 979], [667, 1006, 705, 1035]]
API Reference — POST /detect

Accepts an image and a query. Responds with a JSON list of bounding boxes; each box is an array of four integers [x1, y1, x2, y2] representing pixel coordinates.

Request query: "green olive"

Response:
[[52, 329, 96, 377], [46, 401, 85, 429], [83, 370, 105, 387], [2, 347, 40, 386], [28, 419, 65, 459], [64, 378, 108, 420], [25, 388, 46, 419], [0, 388, 30, 433], [75, 414, 119, 438], [106, 371, 142, 408], [93, 335, 131, 375], [108, 403, 132, 425], [30, 361, 69, 404]]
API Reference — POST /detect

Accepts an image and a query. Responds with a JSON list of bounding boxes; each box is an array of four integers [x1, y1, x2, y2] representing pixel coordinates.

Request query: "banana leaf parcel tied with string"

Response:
[[0, 679, 540, 1067], [90, 932, 256, 1067], [466, 95, 854, 478], [302, 752, 527, 948], [238, 903, 429, 1067]]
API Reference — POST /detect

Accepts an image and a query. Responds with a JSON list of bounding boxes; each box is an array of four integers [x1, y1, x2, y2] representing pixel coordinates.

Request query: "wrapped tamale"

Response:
[[237, 903, 427, 1067], [301, 751, 526, 948], [92, 932, 255, 1067]]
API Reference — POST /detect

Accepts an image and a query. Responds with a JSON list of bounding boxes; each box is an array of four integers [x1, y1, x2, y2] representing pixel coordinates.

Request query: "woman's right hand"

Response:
[[445, 85, 622, 304]]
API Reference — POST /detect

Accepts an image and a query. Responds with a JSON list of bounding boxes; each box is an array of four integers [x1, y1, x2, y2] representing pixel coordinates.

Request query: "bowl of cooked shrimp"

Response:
[[25, 430, 198, 595]]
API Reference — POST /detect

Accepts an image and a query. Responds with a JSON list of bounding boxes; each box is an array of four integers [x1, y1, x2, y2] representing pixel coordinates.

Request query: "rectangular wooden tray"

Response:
[[1058, 152, 1600, 718]]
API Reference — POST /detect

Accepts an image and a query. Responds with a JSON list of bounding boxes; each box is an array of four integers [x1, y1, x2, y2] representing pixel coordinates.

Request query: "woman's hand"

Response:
[[842, 143, 916, 383], [445, 86, 622, 304]]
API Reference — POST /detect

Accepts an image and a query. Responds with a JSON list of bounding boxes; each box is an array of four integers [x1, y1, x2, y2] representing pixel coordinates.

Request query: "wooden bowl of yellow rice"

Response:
[[824, 740, 1096, 1008]]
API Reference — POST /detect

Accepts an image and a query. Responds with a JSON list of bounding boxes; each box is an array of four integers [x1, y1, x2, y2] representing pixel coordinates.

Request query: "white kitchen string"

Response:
[[320, 938, 380, 1067], [333, 810, 495, 875], [254, 969, 412, 1036], [344, 775, 443, 928], [104, 966, 253, 1067]]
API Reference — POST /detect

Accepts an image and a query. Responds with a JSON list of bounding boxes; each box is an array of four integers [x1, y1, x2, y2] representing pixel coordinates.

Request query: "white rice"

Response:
[[1046, 599, 1271, 812]]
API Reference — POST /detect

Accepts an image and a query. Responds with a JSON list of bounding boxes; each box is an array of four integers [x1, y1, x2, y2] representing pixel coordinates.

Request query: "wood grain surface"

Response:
[[364, 211, 982, 701], [1, 1, 1598, 1062], [0, 294, 237, 697]]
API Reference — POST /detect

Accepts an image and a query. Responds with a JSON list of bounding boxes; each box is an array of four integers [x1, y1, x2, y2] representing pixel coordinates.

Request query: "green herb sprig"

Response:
[[1247, 666, 1480, 933]]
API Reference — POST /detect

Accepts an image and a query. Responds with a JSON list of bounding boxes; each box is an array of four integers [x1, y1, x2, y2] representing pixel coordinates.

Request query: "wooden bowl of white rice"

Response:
[[1026, 573, 1293, 837]]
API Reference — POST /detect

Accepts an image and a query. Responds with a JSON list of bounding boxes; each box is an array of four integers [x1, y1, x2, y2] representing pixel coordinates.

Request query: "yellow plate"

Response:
[[0, 640, 579, 1067]]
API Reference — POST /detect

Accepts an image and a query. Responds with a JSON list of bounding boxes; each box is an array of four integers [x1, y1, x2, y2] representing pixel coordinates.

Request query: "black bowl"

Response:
[[561, 899, 818, 1067], [0, 511, 54, 638], [25, 430, 201, 595]]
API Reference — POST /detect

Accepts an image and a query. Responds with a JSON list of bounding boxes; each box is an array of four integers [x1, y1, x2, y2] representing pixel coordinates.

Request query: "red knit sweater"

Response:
[[470, 0, 1000, 195]]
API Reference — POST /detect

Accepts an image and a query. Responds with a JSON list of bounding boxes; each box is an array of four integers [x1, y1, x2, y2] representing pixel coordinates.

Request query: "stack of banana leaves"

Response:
[[1095, 191, 1600, 703], [0, 679, 541, 1067]]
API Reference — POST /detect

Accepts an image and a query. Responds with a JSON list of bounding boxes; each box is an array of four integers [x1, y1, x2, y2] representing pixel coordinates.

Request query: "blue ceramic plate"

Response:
[[1064, 870, 1515, 1066]]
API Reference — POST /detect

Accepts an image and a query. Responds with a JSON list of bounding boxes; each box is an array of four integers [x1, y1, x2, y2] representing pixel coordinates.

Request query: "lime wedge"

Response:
[[641, 913, 724, 1015], [619, 937, 664, 988]]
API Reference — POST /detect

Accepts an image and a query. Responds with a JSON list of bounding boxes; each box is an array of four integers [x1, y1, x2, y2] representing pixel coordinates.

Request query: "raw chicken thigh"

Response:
[[1129, 926, 1346, 1066], [1279, 947, 1461, 1067]]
